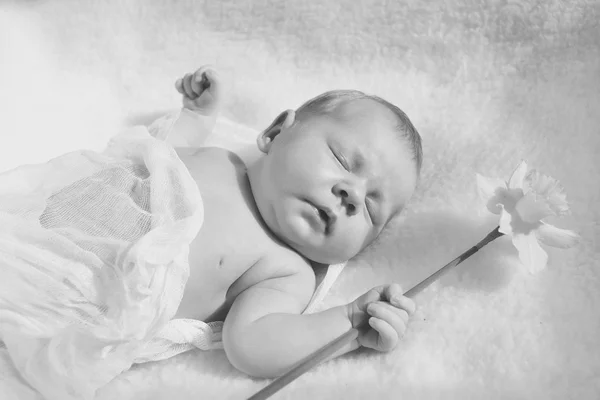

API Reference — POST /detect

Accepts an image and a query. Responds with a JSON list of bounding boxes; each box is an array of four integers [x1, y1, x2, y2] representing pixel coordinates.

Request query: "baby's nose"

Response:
[[334, 184, 364, 216]]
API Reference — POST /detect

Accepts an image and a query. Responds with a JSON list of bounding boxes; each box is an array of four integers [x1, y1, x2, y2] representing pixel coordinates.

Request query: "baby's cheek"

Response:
[[335, 222, 370, 257]]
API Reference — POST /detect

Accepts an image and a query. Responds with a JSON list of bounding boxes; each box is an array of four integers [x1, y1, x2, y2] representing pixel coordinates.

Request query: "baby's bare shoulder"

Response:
[[262, 249, 315, 290], [264, 247, 315, 280], [182, 146, 244, 169], [179, 147, 247, 197]]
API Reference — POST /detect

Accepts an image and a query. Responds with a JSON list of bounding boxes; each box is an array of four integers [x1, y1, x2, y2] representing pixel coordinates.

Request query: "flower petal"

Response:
[[512, 233, 549, 273], [535, 223, 580, 248], [476, 173, 506, 214], [524, 170, 570, 216], [515, 193, 554, 223], [508, 160, 528, 190], [498, 207, 514, 236]]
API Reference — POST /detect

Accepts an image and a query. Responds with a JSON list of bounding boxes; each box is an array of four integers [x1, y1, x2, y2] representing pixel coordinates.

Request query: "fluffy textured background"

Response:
[[1, 0, 599, 399]]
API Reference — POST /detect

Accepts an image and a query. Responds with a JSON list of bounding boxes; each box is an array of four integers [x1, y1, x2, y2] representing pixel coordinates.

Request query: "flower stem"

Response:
[[405, 225, 504, 297], [246, 226, 504, 400]]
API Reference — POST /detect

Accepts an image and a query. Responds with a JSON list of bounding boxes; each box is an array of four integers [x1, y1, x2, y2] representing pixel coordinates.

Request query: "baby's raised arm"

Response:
[[150, 66, 220, 148], [223, 259, 415, 378]]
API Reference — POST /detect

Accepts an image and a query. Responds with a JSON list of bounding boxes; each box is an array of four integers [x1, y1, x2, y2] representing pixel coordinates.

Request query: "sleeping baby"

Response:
[[0, 65, 423, 398]]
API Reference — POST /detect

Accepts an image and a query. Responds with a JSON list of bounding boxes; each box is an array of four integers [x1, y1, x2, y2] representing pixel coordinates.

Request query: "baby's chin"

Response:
[[286, 241, 349, 265], [285, 228, 358, 264]]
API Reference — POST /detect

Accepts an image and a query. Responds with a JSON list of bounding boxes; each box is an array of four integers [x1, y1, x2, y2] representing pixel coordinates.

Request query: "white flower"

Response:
[[476, 161, 579, 273]]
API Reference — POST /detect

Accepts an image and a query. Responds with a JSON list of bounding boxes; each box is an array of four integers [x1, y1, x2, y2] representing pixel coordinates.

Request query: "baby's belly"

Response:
[[173, 247, 242, 321], [173, 224, 261, 321]]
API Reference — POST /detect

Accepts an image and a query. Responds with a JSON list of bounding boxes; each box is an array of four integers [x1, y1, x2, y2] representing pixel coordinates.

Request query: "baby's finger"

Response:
[[384, 284, 403, 303], [368, 317, 398, 352], [190, 72, 203, 96], [391, 295, 416, 315], [175, 78, 185, 94], [368, 301, 408, 334], [195, 65, 217, 79], [182, 73, 197, 99], [203, 69, 220, 97]]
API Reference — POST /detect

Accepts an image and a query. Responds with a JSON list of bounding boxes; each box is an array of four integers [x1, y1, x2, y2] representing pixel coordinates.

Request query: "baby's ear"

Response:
[[257, 110, 295, 153]]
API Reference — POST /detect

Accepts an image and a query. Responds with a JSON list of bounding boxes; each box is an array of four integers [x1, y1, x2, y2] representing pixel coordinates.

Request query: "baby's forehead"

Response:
[[332, 101, 408, 154], [334, 98, 398, 126], [334, 101, 406, 147]]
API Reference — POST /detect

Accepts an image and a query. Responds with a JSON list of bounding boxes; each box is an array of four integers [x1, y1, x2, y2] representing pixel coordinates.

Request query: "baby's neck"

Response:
[[244, 156, 277, 235], [244, 158, 264, 208]]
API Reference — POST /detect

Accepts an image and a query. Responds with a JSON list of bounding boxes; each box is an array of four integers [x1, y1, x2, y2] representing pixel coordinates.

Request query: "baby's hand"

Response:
[[175, 66, 220, 115], [346, 283, 415, 352]]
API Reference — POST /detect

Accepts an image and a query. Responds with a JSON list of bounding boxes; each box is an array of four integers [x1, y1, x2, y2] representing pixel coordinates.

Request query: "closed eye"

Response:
[[330, 147, 350, 171], [365, 192, 386, 226], [365, 198, 375, 223]]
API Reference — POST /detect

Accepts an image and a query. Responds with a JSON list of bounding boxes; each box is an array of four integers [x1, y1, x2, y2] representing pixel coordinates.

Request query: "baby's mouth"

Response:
[[318, 208, 329, 226], [317, 206, 336, 235], [304, 198, 336, 234]]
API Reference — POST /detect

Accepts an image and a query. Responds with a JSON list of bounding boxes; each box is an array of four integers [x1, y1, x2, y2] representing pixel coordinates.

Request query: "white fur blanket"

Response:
[[1, 1, 598, 399]]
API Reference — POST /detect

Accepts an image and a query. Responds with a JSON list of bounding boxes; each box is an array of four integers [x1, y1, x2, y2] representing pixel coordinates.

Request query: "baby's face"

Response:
[[253, 99, 417, 264]]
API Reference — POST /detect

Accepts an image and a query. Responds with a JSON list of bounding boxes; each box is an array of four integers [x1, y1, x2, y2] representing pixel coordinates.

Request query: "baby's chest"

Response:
[[189, 203, 263, 284], [181, 149, 274, 302]]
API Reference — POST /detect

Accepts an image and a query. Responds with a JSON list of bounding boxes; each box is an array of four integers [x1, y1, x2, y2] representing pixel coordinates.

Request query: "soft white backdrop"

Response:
[[0, 1, 598, 399]]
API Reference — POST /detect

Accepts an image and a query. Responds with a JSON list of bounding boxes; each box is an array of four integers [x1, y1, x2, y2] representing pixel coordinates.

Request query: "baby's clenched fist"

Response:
[[346, 283, 415, 352], [175, 65, 220, 115]]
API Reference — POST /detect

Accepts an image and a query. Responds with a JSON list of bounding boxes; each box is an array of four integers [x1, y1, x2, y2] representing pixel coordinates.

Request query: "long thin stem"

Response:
[[247, 226, 504, 400], [404, 226, 503, 297]]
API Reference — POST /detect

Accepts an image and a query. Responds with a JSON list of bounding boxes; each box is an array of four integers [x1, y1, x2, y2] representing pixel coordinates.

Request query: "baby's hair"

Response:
[[295, 90, 423, 175]]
